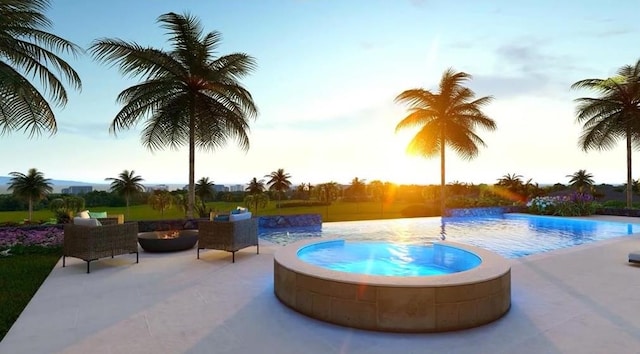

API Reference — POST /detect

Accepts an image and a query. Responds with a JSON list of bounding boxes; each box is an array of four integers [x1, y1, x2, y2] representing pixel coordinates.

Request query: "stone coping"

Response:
[[274, 239, 511, 287]]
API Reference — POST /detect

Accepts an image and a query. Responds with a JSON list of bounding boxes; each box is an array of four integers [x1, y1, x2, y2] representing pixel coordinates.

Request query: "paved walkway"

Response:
[[2, 216, 640, 353]]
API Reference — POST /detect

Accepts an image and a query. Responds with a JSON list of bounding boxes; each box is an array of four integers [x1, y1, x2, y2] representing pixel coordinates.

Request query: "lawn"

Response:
[[0, 200, 424, 224], [0, 246, 62, 341]]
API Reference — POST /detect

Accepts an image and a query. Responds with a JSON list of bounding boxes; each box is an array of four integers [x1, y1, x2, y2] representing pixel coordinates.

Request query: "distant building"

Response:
[[229, 184, 245, 192], [61, 186, 93, 195], [146, 184, 169, 192], [213, 184, 228, 192]]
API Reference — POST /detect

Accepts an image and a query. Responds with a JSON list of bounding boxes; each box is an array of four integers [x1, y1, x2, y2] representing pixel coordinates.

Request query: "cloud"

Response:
[[590, 28, 634, 38], [464, 40, 585, 99]]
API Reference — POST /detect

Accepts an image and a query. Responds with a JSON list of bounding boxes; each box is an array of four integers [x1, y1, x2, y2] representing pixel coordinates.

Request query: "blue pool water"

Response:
[[297, 240, 482, 276], [260, 214, 640, 259]]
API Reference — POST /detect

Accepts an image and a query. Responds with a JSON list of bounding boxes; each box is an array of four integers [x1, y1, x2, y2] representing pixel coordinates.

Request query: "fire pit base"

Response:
[[138, 230, 199, 252]]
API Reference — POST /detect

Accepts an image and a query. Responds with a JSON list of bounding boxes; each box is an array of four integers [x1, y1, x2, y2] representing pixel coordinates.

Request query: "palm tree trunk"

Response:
[[187, 106, 196, 219], [440, 132, 446, 216], [626, 130, 633, 208], [28, 198, 33, 221], [125, 197, 130, 220]]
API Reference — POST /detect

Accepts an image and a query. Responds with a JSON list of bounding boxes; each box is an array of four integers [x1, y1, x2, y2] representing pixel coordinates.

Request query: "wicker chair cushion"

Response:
[[73, 217, 102, 227], [78, 210, 90, 219], [229, 211, 252, 222]]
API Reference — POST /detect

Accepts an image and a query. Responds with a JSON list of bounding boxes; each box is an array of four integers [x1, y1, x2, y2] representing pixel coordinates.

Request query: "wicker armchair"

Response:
[[63, 222, 139, 273], [197, 218, 259, 262]]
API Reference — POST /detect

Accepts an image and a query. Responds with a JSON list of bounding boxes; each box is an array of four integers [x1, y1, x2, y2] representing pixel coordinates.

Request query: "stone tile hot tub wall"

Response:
[[274, 240, 511, 333]]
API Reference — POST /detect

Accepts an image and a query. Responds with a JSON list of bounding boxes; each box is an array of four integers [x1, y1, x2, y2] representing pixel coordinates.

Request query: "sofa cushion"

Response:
[[89, 211, 108, 219], [78, 210, 90, 219], [229, 211, 252, 222], [73, 217, 102, 227], [213, 214, 230, 222]]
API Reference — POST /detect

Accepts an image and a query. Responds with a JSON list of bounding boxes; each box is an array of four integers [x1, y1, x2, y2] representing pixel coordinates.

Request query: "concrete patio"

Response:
[[2, 215, 640, 353]]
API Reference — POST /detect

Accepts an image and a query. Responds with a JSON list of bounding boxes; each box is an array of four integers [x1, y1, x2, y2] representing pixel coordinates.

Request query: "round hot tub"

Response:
[[274, 239, 511, 332]]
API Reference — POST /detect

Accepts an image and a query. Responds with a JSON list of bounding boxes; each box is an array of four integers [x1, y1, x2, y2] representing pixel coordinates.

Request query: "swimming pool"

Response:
[[261, 214, 640, 258]]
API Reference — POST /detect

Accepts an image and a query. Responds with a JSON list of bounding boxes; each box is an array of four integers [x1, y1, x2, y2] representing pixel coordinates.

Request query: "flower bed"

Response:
[[0, 225, 64, 250], [527, 193, 596, 216]]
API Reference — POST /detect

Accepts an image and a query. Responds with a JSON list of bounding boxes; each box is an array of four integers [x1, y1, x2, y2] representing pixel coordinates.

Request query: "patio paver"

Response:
[[2, 215, 640, 353]]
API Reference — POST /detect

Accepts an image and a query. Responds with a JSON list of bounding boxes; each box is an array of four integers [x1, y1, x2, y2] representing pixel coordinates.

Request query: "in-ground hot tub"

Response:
[[274, 239, 511, 332]]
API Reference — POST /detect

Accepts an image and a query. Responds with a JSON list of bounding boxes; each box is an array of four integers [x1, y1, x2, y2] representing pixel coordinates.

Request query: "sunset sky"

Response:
[[2, 0, 640, 187]]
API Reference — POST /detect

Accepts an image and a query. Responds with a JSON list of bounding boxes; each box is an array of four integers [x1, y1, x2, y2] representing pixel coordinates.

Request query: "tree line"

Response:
[[4, 165, 621, 223]]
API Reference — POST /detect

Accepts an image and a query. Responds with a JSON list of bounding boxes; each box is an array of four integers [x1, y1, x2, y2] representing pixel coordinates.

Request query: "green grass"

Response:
[[0, 246, 62, 342], [0, 200, 420, 223]]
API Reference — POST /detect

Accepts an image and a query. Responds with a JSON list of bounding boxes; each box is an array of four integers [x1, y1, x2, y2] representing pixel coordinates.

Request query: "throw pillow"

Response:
[[78, 210, 90, 219], [89, 211, 108, 219]]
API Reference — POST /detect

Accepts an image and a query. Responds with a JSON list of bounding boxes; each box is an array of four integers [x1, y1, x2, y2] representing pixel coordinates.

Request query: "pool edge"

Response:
[[274, 239, 511, 332]]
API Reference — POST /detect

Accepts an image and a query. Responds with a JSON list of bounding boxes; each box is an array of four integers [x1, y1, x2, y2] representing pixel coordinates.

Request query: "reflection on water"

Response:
[[260, 214, 640, 259]]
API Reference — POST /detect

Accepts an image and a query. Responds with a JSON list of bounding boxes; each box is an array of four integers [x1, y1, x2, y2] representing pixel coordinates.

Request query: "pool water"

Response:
[[297, 240, 482, 276], [260, 214, 640, 258]]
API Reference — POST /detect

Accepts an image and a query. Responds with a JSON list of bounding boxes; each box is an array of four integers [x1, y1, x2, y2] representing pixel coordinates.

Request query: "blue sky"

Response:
[[2, 0, 640, 186]]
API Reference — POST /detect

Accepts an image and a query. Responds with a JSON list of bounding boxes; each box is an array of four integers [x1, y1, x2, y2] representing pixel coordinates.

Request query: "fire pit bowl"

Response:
[[138, 230, 199, 252]]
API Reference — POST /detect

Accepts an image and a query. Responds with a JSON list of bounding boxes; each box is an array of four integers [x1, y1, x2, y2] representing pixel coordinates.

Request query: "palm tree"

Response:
[[496, 173, 524, 192], [395, 68, 496, 215], [0, 0, 82, 137], [572, 59, 640, 208], [566, 169, 595, 193], [148, 190, 173, 217], [195, 177, 215, 217], [7, 168, 53, 221], [105, 170, 145, 220], [265, 168, 292, 207], [368, 180, 385, 217], [246, 177, 266, 195], [244, 177, 268, 215], [347, 177, 367, 201], [315, 181, 340, 220], [89, 12, 258, 218]]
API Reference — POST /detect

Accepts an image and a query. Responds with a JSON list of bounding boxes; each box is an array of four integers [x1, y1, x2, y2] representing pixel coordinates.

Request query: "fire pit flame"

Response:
[[158, 230, 180, 239]]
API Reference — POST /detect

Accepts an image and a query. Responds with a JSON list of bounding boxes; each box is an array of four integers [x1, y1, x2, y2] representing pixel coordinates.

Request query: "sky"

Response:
[[2, 0, 640, 187]]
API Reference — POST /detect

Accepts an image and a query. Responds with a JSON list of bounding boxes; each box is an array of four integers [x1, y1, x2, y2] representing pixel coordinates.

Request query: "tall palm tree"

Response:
[[89, 12, 258, 218], [7, 168, 53, 221], [566, 169, 595, 193], [105, 169, 145, 220], [572, 59, 640, 208], [265, 168, 292, 207], [244, 177, 268, 215], [195, 177, 215, 216], [0, 0, 82, 137], [395, 68, 496, 215]]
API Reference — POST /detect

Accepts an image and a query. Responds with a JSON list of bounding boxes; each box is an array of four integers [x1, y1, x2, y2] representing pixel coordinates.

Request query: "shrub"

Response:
[[527, 193, 596, 216]]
